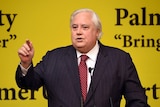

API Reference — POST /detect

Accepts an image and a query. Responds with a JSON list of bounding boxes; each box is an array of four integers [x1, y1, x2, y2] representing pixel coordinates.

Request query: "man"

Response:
[[16, 8, 149, 107]]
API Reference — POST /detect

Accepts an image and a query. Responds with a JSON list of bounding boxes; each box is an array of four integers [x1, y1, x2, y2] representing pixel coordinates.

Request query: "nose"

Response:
[[76, 28, 82, 35]]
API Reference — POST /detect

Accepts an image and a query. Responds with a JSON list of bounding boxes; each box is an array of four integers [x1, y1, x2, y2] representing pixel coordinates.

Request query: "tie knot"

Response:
[[81, 55, 88, 61]]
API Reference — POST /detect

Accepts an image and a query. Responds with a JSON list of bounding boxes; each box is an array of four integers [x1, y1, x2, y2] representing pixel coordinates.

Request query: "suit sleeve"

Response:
[[15, 64, 43, 90], [123, 53, 150, 107]]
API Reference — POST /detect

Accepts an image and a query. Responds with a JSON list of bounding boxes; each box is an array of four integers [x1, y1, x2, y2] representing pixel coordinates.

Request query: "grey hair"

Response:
[[70, 8, 103, 39]]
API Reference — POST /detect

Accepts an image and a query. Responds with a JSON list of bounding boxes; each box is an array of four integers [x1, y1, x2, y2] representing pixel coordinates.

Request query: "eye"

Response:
[[72, 24, 78, 30], [82, 25, 89, 30]]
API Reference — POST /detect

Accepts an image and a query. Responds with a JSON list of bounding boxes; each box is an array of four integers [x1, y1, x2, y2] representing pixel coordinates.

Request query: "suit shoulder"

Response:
[[43, 45, 75, 58], [100, 45, 133, 61], [48, 45, 73, 53], [103, 45, 129, 55], [39, 45, 74, 62], [102, 45, 133, 64]]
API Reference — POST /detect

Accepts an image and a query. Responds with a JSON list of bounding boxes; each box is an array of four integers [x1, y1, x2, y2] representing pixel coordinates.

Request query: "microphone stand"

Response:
[[80, 96, 83, 107], [89, 68, 113, 107], [110, 97, 113, 107], [89, 67, 96, 107]]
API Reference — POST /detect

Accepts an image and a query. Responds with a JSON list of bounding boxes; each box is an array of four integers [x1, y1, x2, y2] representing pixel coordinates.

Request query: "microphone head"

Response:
[[89, 67, 94, 74], [89, 67, 92, 73]]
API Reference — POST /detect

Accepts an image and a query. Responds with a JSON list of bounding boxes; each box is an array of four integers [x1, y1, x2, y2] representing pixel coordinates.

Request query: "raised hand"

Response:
[[18, 40, 34, 68]]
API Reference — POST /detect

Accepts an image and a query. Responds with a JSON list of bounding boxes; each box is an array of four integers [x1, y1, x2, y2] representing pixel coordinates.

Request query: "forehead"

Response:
[[72, 12, 93, 24]]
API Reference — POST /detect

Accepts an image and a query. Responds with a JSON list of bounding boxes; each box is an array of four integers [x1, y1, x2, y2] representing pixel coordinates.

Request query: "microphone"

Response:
[[89, 67, 94, 76], [109, 97, 113, 107], [88, 67, 96, 107]]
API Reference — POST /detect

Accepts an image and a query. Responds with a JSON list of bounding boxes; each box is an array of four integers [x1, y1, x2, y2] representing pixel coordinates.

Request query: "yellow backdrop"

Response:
[[0, 0, 159, 106]]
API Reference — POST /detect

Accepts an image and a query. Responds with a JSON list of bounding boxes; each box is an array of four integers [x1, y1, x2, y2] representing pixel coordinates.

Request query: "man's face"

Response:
[[71, 12, 99, 53]]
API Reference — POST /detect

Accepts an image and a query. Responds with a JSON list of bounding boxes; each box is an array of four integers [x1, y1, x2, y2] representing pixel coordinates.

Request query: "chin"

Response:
[[75, 46, 88, 53], [75, 44, 85, 48], [73, 42, 85, 47]]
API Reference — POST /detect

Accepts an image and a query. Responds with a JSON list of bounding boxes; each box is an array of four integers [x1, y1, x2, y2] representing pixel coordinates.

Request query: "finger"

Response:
[[18, 47, 29, 56], [22, 43, 30, 52], [26, 40, 33, 51], [22, 46, 30, 55]]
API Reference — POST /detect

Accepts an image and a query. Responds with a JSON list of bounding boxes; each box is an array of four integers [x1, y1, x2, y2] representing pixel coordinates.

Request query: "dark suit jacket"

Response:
[[16, 42, 149, 107]]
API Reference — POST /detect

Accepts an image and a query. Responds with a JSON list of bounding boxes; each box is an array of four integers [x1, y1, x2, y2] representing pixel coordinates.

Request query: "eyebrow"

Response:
[[72, 24, 90, 26]]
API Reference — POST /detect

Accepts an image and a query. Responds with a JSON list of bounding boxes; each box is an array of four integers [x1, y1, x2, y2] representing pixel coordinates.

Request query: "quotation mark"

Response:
[[9, 34, 17, 40], [0, 34, 17, 48], [114, 34, 122, 39]]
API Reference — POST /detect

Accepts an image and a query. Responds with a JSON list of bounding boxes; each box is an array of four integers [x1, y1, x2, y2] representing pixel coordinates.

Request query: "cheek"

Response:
[[71, 30, 76, 36], [71, 31, 75, 38], [71, 35, 74, 42], [71, 34, 76, 43], [86, 31, 97, 40]]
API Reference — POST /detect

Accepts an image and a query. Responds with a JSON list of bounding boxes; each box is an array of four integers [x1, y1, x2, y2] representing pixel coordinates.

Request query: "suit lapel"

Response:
[[64, 46, 82, 99], [85, 43, 110, 103]]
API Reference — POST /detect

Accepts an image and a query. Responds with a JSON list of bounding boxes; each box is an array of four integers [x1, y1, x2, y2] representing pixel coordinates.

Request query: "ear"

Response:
[[96, 29, 101, 39]]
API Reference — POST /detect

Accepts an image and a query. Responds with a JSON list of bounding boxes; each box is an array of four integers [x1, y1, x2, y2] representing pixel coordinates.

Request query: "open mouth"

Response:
[[76, 37, 83, 42]]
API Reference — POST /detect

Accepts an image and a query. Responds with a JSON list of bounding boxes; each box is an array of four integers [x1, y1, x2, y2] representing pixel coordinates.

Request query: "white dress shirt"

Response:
[[76, 41, 99, 92]]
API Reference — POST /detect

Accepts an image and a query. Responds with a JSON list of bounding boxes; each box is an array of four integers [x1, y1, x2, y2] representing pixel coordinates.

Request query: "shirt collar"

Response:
[[76, 41, 99, 61]]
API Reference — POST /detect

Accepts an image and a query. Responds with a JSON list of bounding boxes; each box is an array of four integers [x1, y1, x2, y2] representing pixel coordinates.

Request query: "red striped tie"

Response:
[[79, 55, 88, 101]]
